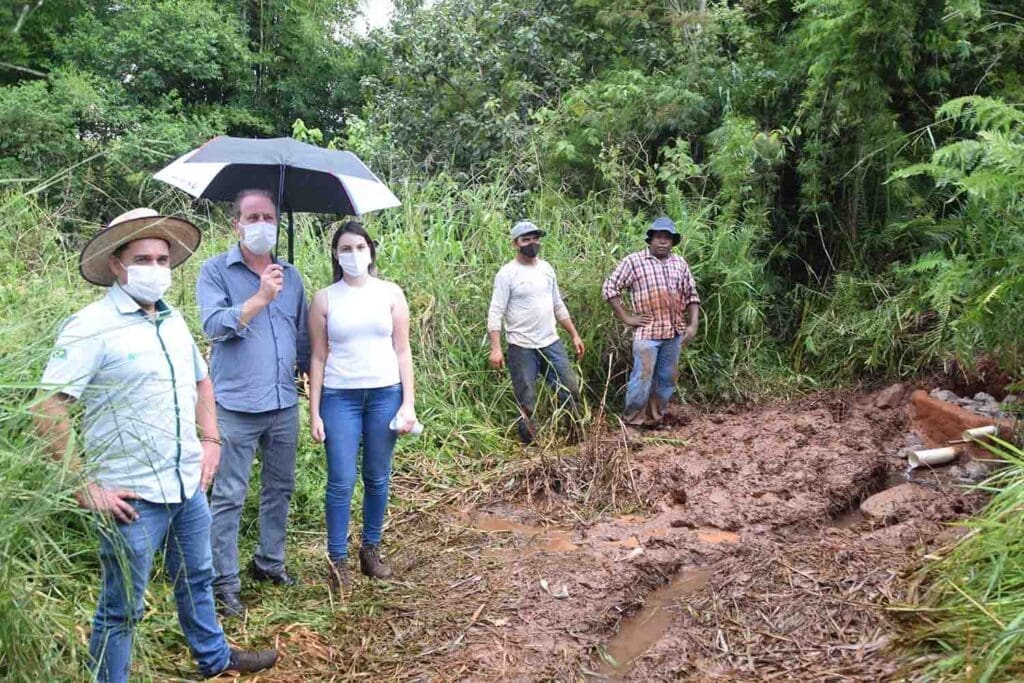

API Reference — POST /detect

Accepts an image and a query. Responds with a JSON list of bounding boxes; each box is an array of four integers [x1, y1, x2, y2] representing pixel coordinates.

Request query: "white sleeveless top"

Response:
[[323, 278, 401, 389]]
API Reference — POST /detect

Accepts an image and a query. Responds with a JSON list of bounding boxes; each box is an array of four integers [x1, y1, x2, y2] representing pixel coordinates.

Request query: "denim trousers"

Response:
[[507, 340, 580, 443], [320, 384, 402, 561], [209, 404, 298, 593], [89, 489, 231, 682], [624, 334, 683, 425]]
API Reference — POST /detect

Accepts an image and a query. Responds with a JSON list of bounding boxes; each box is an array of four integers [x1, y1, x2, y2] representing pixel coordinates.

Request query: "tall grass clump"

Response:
[[902, 438, 1024, 681], [0, 192, 97, 681]]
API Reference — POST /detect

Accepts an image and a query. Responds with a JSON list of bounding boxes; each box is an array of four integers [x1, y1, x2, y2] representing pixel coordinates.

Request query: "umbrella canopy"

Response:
[[154, 136, 401, 260]]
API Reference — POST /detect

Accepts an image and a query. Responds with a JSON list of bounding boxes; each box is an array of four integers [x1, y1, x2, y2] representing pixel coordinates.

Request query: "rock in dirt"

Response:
[[875, 383, 907, 409], [961, 460, 992, 481], [904, 432, 924, 447], [930, 389, 959, 403], [860, 484, 942, 521]]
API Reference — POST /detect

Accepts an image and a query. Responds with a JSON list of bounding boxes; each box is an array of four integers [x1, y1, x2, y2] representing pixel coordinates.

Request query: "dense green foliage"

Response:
[[2, 0, 1024, 679]]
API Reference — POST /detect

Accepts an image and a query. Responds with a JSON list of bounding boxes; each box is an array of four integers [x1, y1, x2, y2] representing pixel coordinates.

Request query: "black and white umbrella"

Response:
[[154, 136, 401, 261]]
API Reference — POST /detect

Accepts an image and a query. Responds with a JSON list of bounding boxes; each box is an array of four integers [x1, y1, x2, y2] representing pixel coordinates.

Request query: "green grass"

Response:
[[899, 437, 1024, 682]]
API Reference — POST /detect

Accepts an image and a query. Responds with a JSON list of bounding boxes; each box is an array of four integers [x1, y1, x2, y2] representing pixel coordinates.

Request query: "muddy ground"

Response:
[[258, 389, 990, 681]]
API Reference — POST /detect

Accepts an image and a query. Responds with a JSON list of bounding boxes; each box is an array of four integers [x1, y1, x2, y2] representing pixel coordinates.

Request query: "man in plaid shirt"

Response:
[[602, 217, 700, 427]]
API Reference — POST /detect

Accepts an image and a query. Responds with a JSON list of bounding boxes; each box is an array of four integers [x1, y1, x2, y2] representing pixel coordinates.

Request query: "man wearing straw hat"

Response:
[[602, 216, 701, 428], [487, 220, 585, 444], [34, 208, 277, 681], [196, 188, 310, 618]]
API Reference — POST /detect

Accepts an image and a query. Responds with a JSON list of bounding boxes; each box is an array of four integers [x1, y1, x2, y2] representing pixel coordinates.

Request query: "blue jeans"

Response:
[[624, 334, 683, 425], [90, 489, 231, 682], [507, 340, 580, 443], [210, 404, 298, 593], [320, 384, 403, 561]]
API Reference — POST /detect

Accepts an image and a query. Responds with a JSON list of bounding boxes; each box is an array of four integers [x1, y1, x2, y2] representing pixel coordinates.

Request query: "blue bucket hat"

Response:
[[645, 216, 681, 245]]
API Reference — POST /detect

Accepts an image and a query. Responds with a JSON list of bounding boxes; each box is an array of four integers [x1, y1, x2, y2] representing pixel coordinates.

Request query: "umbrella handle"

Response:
[[288, 210, 294, 264]]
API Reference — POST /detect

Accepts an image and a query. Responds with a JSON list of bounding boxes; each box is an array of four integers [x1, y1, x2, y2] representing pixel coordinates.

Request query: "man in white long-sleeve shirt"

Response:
[[488, 221, 585, 443]]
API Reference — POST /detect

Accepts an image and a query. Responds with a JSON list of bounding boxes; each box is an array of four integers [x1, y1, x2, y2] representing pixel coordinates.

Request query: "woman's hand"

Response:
[[311, 414, 326, 443], [395, 403, 417, 434]]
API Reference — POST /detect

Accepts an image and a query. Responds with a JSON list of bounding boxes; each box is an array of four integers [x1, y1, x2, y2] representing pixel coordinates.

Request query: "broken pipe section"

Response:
[[908, 446, 958, 469]]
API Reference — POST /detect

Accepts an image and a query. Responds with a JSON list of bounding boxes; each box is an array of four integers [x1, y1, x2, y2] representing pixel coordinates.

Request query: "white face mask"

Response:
[[338, 249, 372, 277], [241, 221, 277, 255], [120, 264, 172, 304]]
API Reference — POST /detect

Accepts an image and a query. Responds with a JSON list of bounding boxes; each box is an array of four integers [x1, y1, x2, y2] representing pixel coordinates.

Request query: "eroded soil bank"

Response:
[[264, 389, 988, 681]]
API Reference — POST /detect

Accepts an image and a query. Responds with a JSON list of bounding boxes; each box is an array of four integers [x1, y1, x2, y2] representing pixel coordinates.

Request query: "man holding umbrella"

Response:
[[34, 208, 277, 681], [196, 189, 310, 617]]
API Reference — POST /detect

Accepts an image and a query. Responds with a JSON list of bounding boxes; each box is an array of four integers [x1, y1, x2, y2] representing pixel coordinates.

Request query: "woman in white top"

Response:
[[309, 221, 417, 586]]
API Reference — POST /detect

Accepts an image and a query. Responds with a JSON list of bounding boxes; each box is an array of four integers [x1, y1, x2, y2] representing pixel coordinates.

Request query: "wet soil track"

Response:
[[431, 390, 982, 680], [263, 389, 987, 681]]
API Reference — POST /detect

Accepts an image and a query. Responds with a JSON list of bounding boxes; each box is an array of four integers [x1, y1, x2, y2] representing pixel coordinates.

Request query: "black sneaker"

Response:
[[358, 544, 393, 580], [214, 590, 246, 619], [248, 559, 297, 586], [207, 648, 278, 677]]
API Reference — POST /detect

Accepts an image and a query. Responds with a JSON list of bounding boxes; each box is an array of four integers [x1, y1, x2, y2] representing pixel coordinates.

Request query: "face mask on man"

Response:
[[119, 263, 172, 304], [338, 249, 372, 277], [241, 221, 277, 255], [519, 243, 540, 258]]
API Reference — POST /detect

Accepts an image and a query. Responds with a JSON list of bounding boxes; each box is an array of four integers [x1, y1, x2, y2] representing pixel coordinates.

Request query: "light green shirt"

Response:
[[41, 284, 208, 504]]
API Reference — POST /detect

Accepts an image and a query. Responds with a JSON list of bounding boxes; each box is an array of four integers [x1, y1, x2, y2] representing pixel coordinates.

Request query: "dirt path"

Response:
[[260, 389, 985, 681]]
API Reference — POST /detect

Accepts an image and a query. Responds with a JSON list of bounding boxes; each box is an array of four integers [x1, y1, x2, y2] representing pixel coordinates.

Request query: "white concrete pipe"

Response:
[[963, 425, 999, 441], [908, 446, 959, 469]]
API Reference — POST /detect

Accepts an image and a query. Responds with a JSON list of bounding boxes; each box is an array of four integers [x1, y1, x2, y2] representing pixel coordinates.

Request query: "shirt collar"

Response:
[[642, 248, 676, 262], [226, 242, 245, 267], [107, 282, 144, 315], [227, 242, 292, 270]]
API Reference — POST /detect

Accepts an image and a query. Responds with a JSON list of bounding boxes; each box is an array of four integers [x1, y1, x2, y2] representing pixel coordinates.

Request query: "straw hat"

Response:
[[79, 208, 201, 286]]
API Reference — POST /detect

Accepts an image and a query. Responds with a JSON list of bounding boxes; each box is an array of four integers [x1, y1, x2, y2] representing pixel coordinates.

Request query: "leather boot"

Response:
[[214, 590, 246, 619], [328, 559, 351, 591], [358, 544, 392, 580]]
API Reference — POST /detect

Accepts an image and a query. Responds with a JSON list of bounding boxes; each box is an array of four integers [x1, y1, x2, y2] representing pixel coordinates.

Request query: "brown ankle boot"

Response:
[[328, 559, 351, 591], [358, 544, 392, 579]]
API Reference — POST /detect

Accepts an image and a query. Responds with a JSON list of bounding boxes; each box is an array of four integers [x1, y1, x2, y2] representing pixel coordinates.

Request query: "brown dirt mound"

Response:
[[418, 389, 983, 680]]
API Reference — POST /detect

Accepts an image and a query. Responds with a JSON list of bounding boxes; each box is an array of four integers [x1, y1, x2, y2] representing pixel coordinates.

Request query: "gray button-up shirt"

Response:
[[196, 244, 310, 414], [41, 284, 207, 504]]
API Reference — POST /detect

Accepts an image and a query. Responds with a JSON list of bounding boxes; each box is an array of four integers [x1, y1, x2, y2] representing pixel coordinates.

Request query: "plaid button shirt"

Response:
[[602, 250, 701, 340]]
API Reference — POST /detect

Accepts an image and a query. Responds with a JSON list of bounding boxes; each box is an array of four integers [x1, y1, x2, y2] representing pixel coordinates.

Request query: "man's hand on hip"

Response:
[[622, 313, 653, 327], [75, 483, 140, 523]]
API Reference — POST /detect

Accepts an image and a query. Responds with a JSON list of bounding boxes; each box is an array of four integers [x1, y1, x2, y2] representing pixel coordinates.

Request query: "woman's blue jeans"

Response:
[[320, 384, 402, 561]]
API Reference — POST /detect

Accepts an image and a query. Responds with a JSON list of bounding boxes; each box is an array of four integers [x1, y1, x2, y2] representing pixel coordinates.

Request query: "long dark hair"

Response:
[[330, 220, 377, 283]]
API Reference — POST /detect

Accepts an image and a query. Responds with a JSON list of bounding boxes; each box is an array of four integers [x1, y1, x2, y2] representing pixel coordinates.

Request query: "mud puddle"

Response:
[[460, 511, 579, 553], [596, 568, 713, 679]]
